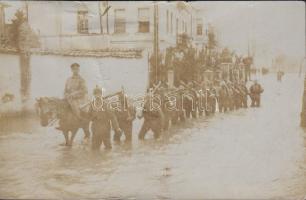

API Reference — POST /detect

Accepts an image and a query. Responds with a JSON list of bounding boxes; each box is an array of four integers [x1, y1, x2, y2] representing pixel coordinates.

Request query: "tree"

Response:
[[10, 10, 40, 103]]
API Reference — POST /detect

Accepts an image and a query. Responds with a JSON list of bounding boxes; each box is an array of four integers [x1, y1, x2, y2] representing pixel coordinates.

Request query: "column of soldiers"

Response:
[[53, 62, 264, 151]]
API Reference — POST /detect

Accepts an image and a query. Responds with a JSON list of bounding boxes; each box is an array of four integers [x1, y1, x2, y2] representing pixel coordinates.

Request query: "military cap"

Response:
[[71, 63, 80, 69]]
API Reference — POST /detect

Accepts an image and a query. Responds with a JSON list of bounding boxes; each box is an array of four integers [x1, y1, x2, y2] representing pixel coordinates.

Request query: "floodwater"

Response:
[[0, 74, 305, 199]]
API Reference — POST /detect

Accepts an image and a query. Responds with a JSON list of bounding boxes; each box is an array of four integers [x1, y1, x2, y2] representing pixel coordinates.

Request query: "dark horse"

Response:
[[36, 97, 90, 146]]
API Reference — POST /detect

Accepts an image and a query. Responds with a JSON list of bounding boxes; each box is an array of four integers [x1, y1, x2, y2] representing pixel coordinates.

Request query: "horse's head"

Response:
[[35, 97, 58, 127]]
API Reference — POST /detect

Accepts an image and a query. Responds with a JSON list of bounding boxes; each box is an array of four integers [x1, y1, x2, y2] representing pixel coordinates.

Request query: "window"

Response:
[[196, 18, 203, 36], [114, 9, 126, 34], [182, 20, 184, 33], [138, 8, 150, 33], [166, 10, 169, 33], [185, 21, 187, 33], [197, 24, 203, 35], [77, 10, 89, 34]]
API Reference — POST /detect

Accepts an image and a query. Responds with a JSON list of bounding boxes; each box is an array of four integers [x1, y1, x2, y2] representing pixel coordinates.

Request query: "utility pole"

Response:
[[106, 1, 109, 34], [301, 71, 306, 127], [25, 1, 28, 22], [99, 1, 103, 34], [153, 1, 159, 86]]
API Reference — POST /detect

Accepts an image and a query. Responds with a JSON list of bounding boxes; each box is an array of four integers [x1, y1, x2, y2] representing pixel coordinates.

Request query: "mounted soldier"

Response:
[[59, 63, 90, 138], [64, 63, 89, 120], [36, 63, 91, 146]]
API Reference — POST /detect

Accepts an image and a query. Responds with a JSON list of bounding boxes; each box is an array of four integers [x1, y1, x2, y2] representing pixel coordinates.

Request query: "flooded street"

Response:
[[0, 74, 305, 199]]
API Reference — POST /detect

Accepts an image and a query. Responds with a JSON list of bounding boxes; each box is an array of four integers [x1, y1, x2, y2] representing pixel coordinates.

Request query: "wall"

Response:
[[39, 34, 110, 50]]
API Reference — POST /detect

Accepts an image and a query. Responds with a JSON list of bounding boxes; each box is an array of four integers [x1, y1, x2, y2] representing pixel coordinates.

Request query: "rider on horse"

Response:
[[56, 63, 88, 131]]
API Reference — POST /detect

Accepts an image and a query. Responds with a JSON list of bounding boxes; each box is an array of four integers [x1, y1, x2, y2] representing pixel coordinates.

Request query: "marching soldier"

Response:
[[249, 80, 264, 107], [138, 92, 164, 140], [233, 81, 242, 109], [218, 81, 229, 113], [239, 81, 249, 108], [88, 86, 121, 150]]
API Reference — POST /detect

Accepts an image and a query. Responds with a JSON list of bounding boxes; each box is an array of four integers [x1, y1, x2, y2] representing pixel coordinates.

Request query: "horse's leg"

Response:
[[68, 129, 78, 146], [62, 131, 69, 146], [82, 122, 90, 139], [152, 119, 162, 139], [82, 121, 90, 144], [138, 120, 149, 140], [113, 121, 122, 143]]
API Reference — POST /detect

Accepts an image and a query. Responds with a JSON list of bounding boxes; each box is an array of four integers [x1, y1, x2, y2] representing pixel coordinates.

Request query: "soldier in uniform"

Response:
[[56, 63, 89, 133], [218, 81, 229, 113], [233, 81, 242, 109], [206, 82, 217, 115], [138, 90, 164, 140], [239, 81, 249, 108], [88, 86, 121, 150], [64, 63, 88, 120], [249, 80, 264, 107]]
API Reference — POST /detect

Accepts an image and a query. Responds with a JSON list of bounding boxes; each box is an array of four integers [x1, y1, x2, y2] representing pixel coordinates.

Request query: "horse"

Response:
[[36, 97, 90, 146]]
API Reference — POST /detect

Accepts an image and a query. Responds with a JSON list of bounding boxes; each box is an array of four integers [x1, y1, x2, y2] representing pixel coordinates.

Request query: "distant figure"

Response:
[[249, 80, 264, 107], [277, 70, 284, 82]]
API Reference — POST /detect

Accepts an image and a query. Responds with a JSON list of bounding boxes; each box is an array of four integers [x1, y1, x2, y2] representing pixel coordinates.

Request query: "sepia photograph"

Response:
[[0, 1, 305, 199]]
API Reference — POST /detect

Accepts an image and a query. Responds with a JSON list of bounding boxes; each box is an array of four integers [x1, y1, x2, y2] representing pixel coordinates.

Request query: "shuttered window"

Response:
[[138, 8, 150, 33], [114, 9, 126, 34]]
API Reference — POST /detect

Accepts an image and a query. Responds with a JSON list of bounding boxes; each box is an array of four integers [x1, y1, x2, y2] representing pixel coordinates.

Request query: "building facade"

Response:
[[26, 1, 206, 52]]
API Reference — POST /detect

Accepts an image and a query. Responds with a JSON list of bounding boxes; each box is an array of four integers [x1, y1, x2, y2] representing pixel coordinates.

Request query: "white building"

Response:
[[27, 1, 206, 52]]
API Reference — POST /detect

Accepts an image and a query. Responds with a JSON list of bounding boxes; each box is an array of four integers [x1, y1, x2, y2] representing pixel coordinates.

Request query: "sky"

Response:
[[2, 1, 305, 67], [191, 1, 305, 67]]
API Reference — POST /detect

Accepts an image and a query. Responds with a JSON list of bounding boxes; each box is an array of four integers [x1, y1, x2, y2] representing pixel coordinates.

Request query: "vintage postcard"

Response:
[[0, 1, 305, 199]]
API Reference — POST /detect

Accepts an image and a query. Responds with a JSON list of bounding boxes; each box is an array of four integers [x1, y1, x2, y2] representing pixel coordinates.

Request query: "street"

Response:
[[0, 73, 305, 199]]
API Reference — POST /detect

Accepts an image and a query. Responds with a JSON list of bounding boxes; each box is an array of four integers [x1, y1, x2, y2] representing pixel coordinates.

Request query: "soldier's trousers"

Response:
[[219, 99, 228, 113], [138, 118, 162, 140], [91, 122, 112, 150]]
